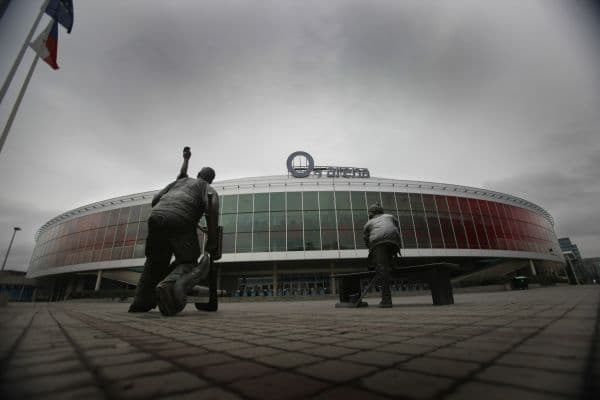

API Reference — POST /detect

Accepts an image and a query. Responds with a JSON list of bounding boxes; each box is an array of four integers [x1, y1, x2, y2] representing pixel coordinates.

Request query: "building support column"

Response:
[[94, 270, 103, 291], [529, 259, 537, 276], [330, 262, 336, 295], [18, 285, 25, 301], [272, 263, 278, 296], [32, 287, 37, 303]]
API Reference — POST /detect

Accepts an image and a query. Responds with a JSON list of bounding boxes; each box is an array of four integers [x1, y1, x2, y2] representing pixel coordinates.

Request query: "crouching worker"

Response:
[[363, 203, 401, 308], [129, 147, 219, 316]]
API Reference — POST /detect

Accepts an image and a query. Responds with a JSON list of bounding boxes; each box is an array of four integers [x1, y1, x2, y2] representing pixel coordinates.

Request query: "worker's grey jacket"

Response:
[[151, 177, 216, 230], [363, 213, 401, 250]]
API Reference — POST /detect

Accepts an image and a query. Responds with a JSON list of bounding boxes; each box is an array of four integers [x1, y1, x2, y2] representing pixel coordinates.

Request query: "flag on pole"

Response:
[[29, 20, 60, 70], [45, 0, 74, 33]]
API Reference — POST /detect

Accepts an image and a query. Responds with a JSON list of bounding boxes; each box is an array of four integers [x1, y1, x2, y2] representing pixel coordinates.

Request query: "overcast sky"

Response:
[[0, 0, 598, 271]]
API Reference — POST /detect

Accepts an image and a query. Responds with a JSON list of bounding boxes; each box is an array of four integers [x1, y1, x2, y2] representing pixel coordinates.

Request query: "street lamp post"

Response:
[[1, 227, 21, 271]]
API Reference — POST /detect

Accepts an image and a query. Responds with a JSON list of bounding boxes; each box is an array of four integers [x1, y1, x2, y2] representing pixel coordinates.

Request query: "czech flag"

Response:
[[45, 0, 74, 33], [29, 20, 60, 70]]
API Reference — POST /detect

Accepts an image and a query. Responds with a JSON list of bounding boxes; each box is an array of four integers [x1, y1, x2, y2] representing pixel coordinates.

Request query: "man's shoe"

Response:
[[128, 300, 156, 313], [155, 281, 185, 316]]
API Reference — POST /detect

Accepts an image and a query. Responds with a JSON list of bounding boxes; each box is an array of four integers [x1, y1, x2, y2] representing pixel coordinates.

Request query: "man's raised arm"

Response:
[[177, 146, 191, 179]]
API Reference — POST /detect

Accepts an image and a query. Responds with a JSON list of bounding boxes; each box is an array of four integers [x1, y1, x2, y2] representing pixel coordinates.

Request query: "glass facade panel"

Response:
[[458, 197, 479, 249], [304, 230, 321, 250], [435, 195, 457, 248], [237, 213, 252, 233], [380, 192, 397, 215], [396, 193, 417, 248], [319, 192, 334, 209], [270, 192, 285, 211], [222, 195, 238, 214], [253, 212, 269, 232], [303, 192, 318, 210], [410, 193, 431, 249], [303, 211, 320, 231], [366, 192, 380, 207], [422, 194, 444, 248], [320, 210, 336, 230], [254, 193, 269, 212], [238, 194, 253, 213], [287, 192, 302, 211], [338, 230, 355, 250], [253, 232, 269, 252], [469, 199, 489, 249], [270, 231, 286, 251], [287, 211, 303, 231], [321, 229, 338, 250], [350, 192, 366, 211], [335, 191, 351, 210], [236, 232, 252, 253], [287, 230, 303, 251]]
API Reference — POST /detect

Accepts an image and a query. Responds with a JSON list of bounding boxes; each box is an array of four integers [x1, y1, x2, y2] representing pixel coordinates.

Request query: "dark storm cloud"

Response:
[[0, 0, 599, 270]]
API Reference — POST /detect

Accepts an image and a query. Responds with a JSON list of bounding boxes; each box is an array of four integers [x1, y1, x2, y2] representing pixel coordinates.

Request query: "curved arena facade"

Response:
[[28, 172, 565, 296]]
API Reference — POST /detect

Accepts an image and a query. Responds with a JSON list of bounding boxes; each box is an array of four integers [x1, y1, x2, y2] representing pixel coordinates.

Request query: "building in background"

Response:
[[26, 153, 566, 300], [582, 257, 600, 284], [559, 237, 589, 284]]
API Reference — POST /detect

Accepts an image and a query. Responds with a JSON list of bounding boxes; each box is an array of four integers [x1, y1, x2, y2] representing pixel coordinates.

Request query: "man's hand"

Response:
[[183, 146, 191, 160], [205, 239, 218, 257]]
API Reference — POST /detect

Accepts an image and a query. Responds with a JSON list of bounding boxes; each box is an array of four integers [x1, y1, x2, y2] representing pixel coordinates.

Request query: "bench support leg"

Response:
[[428, 269, 454, 305]]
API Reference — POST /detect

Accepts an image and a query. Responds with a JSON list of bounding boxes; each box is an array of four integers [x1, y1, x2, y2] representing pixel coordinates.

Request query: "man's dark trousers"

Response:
[[136, 214, 200, 306], [370, 243, 396, 307]]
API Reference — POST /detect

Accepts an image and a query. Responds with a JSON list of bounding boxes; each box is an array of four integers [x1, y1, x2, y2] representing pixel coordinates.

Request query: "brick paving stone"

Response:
[[89, 351, 153, 367], [513, 343, 589, 359], [476, 364, 583, 396], [311, 386, 391, 399], [257, 351, 323, 368], [201, 340, 254, 352], [9, 348, 77, 366], [398, 356, 480, 378], [336, 339, 387, 350], [244, 337, 288, 346], [403, 336, 457, 347], [100, 359, 175, 380], [496, 352, 586, 374], [296, 359, 376, 383], [300, 344, 358, 358], [231, 371, 327, 400], [1, 370, 95, 398], [270, 340, 315, 351], [377, 342, 436, 355], [156, 346, 208, 358], [428, 346, 501, 363], [225, 345, 282, 359], [43, 385, 106, 400], [177, 352, 237, 369], [111, 370, 207, 399], [362, 369, 454, 398], [446, 381, 569, 400], [201, 360, 276, 382], [159, 387, 243, 400], [342, 350, 411, 367], [306, 336, 346, 345], [2, 359, 82, 380]]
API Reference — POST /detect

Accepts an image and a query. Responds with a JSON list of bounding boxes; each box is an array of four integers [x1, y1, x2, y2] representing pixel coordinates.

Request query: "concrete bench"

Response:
[[333, 262, 458, 308]]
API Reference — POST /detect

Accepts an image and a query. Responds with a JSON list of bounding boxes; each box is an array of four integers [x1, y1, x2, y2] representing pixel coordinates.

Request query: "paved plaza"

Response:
[[1, 286, 599, 399]]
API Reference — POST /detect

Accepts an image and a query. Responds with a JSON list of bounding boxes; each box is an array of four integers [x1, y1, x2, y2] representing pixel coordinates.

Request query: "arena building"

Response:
[[27, 152, 565, 299]]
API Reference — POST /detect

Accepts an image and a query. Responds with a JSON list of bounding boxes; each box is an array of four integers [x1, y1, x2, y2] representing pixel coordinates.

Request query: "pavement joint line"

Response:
[[75, 306, 552, 398], [347, 302, 567, 399], [0, 309, 37, 368], [47, 308, 118, 400], [65, 309, 266, 400], [581, 289, 600, 400], [435, 299, 591, 400]]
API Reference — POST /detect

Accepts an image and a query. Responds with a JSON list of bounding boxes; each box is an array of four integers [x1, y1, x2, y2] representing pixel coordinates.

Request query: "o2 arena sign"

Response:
[[286, 151, 370, 179]]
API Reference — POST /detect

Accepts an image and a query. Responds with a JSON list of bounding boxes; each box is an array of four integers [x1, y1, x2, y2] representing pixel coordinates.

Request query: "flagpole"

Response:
[[0, 0, 49, 107], [0, 55, 40, 155]]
